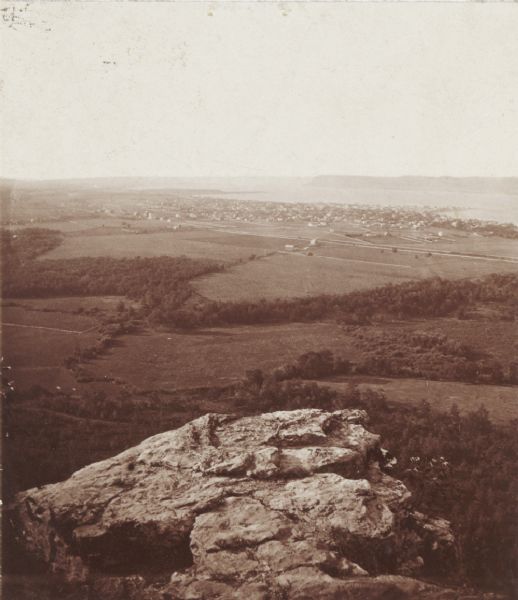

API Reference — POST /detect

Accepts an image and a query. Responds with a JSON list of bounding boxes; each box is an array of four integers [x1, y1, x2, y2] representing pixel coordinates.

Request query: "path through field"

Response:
[[3, 323, 97, 334]]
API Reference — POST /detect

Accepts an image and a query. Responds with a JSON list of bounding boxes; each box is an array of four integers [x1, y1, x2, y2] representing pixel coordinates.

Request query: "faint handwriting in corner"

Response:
[[1, 3, 51, 32]]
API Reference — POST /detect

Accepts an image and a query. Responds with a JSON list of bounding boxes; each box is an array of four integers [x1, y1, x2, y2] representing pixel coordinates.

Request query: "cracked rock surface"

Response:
[[10, 409, 486, 599]]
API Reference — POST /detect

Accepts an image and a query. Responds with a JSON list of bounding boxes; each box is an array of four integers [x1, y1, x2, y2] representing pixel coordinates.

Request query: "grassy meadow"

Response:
[[87, 322, 353, 390], [317, 377, 518, 424], [2, 300, 103, 391], [194, 248, 518, 301], [42, 228, 293, 263]]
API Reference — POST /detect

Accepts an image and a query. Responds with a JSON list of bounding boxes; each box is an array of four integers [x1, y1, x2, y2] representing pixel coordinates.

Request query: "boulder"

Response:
[[8, 408, 489, 599]]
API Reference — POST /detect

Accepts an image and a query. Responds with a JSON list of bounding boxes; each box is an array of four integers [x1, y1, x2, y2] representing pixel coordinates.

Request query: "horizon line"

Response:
[[2, 174, 518, 184]]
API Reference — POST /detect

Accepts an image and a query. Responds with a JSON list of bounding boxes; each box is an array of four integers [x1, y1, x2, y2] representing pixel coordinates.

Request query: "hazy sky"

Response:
[[1, 2, 517, 179]]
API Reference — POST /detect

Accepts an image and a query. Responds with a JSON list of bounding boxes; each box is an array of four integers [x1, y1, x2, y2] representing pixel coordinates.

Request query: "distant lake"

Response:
[[214, 185, 518, 225]]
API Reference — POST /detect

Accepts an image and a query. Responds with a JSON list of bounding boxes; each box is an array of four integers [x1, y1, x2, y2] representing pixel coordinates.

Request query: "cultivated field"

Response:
[[194, 247, 518, 301], [10, 214, 518, 303], [4, 290, 516, 402], [87, 322, 354, 390], [317, 377, 518, 424], [3, 304, 98, 330], [2, 300, 103, 391], [193, 252, 415, 300], [412, 235, 518, 259], [42, 228, 293, 263]]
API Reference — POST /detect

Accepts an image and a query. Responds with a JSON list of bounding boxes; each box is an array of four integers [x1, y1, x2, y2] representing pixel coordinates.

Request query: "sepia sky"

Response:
[[1, 2, 517, 180]]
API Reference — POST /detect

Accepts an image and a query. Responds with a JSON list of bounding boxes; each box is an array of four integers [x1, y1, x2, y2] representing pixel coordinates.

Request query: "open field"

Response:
[[407, 235, 518, 259], [194, 253, 414, 300], [327, 232, 518, 261], [7, 215, 518, 303], [196, 220, 518, 256], [41, 228, 293, 263], [1, 300, 106, 391], [316, 376, 518, 424], [2, 328, 96, 391], [88, 322, 354, 390], [2, 304, 98, 331], [195, 221, 518, 260], [194, 248, 518, 301], [314, 239, 518, 268], [85, 314, 518, 391], [6, 308, 515, 395]]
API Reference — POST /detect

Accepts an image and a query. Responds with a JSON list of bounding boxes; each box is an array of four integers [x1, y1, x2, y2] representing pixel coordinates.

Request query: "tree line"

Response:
[[247, 339, 517, 387], [3, 228, 517, 331], [1, 227, 63, 262], [2, 227, 223, 309], [162, 272, 518, 328]]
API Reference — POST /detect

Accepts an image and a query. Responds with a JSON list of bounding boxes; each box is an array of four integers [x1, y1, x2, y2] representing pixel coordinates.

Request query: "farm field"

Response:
[[88, 322, 356, 390], [194, 252, 415, 300], [310, 247, 518, 282], [194, 247, 518, 301], [1, 300, 107, 391], [41, 228, 293, 262], [2, 304, 98, 330], [4, 290, 515, 396], [316, 377, 518, 424], [337, 231, 518, 259], [2, 330, 94, 391], [408, 235, 518, 259], [315, 239, 518, 269], [85, 314, 517, 393], [202, 221, 518, 257]]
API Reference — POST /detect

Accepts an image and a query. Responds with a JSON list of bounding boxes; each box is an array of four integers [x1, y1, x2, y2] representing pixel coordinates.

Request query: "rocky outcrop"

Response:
[[8, 409, 483, 599]]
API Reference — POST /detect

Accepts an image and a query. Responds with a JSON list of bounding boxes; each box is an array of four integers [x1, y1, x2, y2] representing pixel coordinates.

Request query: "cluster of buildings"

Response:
[[111, 197, 441, 230], [9, 189, 516, 240], [121, 196, 516, 239]]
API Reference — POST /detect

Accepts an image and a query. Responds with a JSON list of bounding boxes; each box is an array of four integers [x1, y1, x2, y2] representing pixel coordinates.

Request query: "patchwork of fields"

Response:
[[194, 246, 518, 301], [3, 217, 517, 423], [2, 300, 104, 391], [7, 216, 511, 305], [4, 190, 518, 598], [4, 298, 517, 421]]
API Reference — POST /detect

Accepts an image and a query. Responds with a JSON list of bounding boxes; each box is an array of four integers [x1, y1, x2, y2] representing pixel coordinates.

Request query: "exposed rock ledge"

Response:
[[8, 409, 494, 599]]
